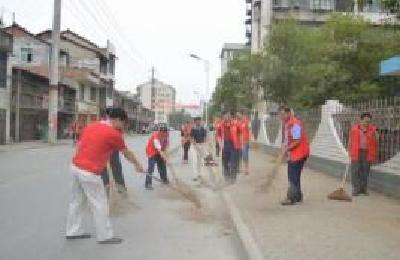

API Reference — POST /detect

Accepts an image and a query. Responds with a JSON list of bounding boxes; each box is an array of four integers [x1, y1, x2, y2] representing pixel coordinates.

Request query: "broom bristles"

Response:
[[327, 188, 352, 202], [167, 162, 202, 208]]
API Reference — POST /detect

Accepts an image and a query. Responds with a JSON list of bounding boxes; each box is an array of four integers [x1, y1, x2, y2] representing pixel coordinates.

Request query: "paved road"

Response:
[[0, 133, 245, 260]]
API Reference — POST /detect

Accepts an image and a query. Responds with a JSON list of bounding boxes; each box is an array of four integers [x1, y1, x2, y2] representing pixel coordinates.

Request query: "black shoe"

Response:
[[352, 191, 360, 196], [281, 199, 296, 206], [66, 233, 91, 240], [98, 237, 123, 244], [361, 191, 369, 196], [145, 185, 154, 190]]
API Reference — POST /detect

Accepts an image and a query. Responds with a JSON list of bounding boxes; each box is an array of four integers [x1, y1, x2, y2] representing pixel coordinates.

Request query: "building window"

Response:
[[79, 84, 85, 100], [21, 48, 33, 63], [109, 57, 115, 75], [106, 86, 113, 98], [90, 87, 97, 102], [0, 52, 6, 88]]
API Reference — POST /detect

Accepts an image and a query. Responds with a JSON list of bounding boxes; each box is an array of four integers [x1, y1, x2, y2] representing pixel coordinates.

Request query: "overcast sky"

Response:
[[0, 0, 246, 105]]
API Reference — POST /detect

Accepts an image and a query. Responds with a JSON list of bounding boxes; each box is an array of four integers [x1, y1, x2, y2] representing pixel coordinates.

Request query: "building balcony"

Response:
[[254, 0, 261, 7], [245, 18, 252, 25], [59, 97, 76, 114], [245, 0, 252, 4], [246, 9, 252, 16]]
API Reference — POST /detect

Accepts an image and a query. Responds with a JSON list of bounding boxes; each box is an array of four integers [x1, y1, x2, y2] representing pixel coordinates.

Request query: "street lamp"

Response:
[[189, 53, 210, 126]]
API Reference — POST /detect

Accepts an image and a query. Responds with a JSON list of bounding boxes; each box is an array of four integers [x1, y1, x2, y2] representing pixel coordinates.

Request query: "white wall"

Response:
[[12, 36, 50, 67]]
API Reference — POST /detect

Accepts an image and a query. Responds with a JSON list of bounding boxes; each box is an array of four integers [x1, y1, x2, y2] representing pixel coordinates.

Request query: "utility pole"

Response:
[[48, 0, 61, 144]]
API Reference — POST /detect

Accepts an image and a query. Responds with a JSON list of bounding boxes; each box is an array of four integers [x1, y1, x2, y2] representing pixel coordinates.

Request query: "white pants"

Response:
[[65, 165, 113, 241], [192, 143, 206, 176]]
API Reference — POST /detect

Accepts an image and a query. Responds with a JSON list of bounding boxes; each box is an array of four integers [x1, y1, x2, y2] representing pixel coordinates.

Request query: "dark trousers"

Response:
[[287, 158, 306, 202], [183, 142, 191, 161], [145, 154, 168, 187], [351, 149, 370, 193], [222, 141, 240, 182], [216, 141, 220, 157], [101, 151, 125, 188]]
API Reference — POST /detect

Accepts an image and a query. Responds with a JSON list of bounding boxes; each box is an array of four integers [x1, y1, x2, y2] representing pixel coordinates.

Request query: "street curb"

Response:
[[222, 191, 265, 260]]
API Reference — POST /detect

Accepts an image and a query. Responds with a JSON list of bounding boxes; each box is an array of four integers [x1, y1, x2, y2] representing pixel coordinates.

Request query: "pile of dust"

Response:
[[109, 188, 141, 217], [176, 205, 217, 224], [158, 185, 187, 201]]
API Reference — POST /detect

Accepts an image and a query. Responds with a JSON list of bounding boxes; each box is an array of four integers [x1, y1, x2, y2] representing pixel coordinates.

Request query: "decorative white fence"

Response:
[[253, 99, 400, 176]]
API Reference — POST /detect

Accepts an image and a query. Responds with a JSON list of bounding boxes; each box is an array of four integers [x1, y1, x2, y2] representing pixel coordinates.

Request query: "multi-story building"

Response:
[[245, 0, 391, 53], [220, 43, 247, 77], [3, 23, 77, 141], [36, 29, 116, 126], [137, 79, 176, 124], [0, 30, 13, 144], [0, 23, 116, 142]]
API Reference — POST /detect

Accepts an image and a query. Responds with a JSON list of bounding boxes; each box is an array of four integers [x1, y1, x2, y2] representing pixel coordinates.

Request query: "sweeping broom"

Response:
[[327, 163, 352, 202], [258, 151, 285, 192], [165, 161, 202, 208], [107, 163, 135, 216]]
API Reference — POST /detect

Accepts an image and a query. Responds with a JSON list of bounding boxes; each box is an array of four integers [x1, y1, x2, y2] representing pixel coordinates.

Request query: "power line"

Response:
[[68, 0, 149, 71]]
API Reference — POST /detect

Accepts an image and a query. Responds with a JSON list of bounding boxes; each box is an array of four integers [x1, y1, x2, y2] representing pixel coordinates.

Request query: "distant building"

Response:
[[37, 29, 116, 124], [220, 43, 247, 77], [137, 79, 176, 124]]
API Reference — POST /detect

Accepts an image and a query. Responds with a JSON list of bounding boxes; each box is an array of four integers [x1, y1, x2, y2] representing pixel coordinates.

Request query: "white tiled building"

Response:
[[137, 79, 176, 124], [220, 43, 247, 77]]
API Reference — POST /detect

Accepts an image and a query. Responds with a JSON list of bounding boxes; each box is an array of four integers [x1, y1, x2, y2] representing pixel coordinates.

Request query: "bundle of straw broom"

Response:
[[258, 151, 285, 192], [327, 163, 352, 202]]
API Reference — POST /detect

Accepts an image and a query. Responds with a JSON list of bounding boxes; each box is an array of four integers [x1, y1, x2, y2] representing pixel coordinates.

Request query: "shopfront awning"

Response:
[[380, 56, 400, 76]]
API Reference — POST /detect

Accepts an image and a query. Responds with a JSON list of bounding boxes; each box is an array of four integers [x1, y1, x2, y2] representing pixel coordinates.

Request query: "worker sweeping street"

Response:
[[280, 107, 310, 206], [190, 117, 208, 181], [100, 108, 128, 197], [145, 124, 170, 190], [237, 110, 251, 175], [181, 119, 193, 164], [219, 111, 241, 184], [348, 112, 378, 196], [65, 108, 144, 244]]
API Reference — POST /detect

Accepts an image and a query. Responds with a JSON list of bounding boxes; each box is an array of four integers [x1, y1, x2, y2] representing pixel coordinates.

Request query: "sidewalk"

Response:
[[0, 139, 72, 153], [224, 147, 400, 260], [0, 133, 150, 153]]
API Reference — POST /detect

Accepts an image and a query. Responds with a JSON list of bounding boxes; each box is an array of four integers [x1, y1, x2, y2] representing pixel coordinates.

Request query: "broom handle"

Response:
[[340, 162, 351, 188]]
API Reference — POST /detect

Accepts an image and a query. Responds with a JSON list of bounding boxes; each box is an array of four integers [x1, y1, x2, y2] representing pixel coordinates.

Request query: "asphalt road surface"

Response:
[[0, 133, 245, 260]]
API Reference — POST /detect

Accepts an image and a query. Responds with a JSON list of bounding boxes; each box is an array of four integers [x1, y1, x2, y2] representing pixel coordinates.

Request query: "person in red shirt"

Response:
[[280, 106, 310, 206], [220, 111, 241, 183], [237, 110, 251, 175], [145, 124, 169, 190], [181, 120, 193, 163], [66, 108, 144, 245], [348, 112, 378, 196]]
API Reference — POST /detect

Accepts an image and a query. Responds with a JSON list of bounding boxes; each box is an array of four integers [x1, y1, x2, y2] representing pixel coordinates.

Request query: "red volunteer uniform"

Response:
[[239, 118, 251, 144], [220, 120, 241, 150], [73, 122, 126, 174], [146, 131, 168, 158], [349, 124, 377, 163], [285, 116, 310, 162]]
